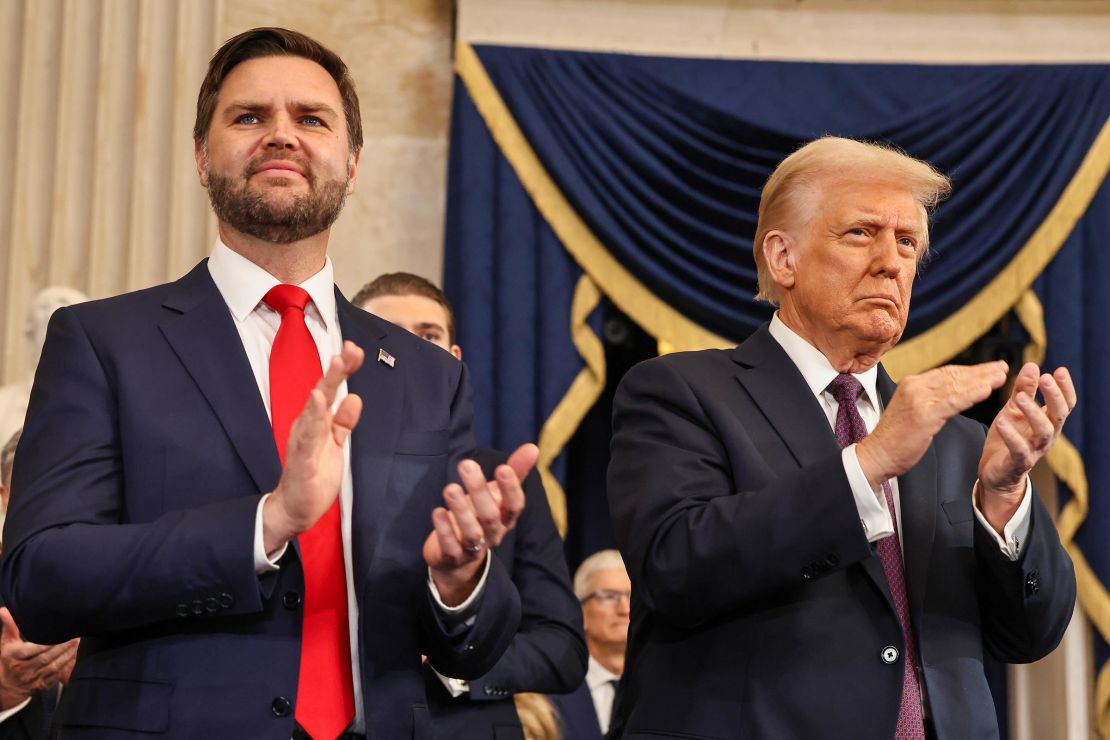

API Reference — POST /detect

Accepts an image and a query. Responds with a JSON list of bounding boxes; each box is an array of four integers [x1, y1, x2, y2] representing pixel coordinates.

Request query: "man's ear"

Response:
[[346, 148, 362, 195], [450, 344, 462, 361], [194, 140, 209, 188], [763, 230, 798, 293]]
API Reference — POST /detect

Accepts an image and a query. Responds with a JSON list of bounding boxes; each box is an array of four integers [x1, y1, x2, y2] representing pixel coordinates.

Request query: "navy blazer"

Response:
[[424, 447, 586, 739], [0, 262, 521, 738], [606, 324, 1075, 740]]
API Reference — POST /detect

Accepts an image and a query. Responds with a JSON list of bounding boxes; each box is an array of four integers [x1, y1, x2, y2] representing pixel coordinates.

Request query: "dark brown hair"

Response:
[[193, 27, 363, 153], [352, 273, 456, 344]]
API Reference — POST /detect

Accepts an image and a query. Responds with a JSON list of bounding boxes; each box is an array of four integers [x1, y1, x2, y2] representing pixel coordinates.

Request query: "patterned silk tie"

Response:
[[827, 373, 926, 740], [264, 285, 355, 739]]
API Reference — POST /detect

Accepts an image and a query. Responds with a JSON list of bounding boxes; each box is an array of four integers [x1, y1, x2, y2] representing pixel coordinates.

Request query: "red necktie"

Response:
[[827, 374, 926, 740], [264, 285, 355, 738]]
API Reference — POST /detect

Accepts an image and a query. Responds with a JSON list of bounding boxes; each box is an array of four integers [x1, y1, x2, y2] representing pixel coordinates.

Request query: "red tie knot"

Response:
[[263, 284, 312, 315], [826, 373, 865, 407]]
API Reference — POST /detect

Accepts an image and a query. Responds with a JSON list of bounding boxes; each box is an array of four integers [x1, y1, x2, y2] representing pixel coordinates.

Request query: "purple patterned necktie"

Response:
[[827, 374, 926, 740]]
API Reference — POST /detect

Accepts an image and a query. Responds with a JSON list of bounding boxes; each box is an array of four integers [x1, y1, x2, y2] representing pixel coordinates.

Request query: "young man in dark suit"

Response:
[[2, 28, 535, 739], [355, 273, 587, 740]]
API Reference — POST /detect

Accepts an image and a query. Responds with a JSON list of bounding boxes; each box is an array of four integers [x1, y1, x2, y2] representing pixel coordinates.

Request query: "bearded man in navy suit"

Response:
[[607, 137, 1076, 739], [1, 27, 535, 739]]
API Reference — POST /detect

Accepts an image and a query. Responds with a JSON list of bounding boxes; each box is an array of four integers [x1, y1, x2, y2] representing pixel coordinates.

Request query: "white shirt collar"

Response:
[[585, 654, 620, 692], [207, 238, 336, 328], [767, 312, 881, 411]]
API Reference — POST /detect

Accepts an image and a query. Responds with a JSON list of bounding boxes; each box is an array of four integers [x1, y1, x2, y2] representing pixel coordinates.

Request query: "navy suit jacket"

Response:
[[0, 262, 521, 738], [424, 447, 586, 739], [607, 325, 1075, 740]]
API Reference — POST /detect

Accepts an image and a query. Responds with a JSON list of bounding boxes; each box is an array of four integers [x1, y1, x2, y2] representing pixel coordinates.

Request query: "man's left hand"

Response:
[[978, 362, 1076, 532], [424, 443, 539, 606]]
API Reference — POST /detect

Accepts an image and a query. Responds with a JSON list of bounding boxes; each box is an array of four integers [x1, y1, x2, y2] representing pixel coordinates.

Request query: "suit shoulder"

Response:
[[622, 348, 736, 387]]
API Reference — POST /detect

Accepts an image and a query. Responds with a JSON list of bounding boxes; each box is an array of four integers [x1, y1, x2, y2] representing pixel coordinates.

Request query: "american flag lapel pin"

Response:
[[377, 348, 396, 368]]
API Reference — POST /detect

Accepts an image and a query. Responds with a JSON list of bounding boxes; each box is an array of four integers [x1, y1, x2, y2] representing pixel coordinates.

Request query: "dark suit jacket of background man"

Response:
[[0, 261, 522, 739], [423, 447, 586, 739], [607, 324, 1075, 740]]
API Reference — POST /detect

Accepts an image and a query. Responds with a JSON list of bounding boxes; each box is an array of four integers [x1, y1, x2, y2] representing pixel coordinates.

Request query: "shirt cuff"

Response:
[[0, 696, 31, 723], [431, 667, 470, 697], [973, 477, 1033, 561], [843, 445, 895, 543], [426, 551, 491, 627], [254, 493, 287, 573]]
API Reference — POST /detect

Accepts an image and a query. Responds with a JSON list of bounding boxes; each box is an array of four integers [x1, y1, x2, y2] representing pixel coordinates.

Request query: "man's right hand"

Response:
[[263, 341, 365, 554], [0, 608, 78, 709], [856, 361, 1009, 490]]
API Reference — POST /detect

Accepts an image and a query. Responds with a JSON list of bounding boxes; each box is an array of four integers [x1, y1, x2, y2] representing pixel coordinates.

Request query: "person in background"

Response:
[[354, 273, 586, 740], [549, 549, 630, 739], [0, 429, 79, 739]]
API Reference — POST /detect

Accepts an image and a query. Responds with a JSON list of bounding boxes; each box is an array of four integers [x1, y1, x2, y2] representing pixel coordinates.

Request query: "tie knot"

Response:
[[263, 284, 311, 315], [827, 373, 865, 406]]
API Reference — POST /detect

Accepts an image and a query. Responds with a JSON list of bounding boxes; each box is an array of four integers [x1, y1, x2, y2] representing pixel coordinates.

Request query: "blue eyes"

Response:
[[234, 114, 324, 127]]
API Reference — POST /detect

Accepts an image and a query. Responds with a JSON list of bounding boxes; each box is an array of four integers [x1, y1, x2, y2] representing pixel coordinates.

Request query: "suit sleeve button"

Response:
[[1025, 571, 1040, 597], [282, 591, 303, 610], [483, 686, 494, 696], [271, 696, 291, 717], [801, 566, 814, 581], [218, 592, 234, 608], [880, 646, 900, 664], [825, 553, 839, 567], [205, 597, 219, 613], [175, 603, 190, 617], [191, 599, 204, 615]]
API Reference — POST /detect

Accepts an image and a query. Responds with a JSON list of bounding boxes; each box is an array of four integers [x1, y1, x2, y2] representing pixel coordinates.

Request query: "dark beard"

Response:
[[205, 158, 348, 244]]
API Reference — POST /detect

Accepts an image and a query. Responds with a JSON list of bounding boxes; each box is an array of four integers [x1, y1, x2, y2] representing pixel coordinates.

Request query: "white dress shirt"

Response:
[[207, 239, 486, 731], [585, 655, 620, 734], [767, 314, 1031, 560]]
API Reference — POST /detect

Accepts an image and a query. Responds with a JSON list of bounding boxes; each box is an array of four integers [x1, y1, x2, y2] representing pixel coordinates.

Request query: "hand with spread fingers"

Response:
[[977, 362, 1077, 533], [424, 443, 539, 606], [0, 607, 79, 709], [856, 361, 1009, 490], [262, 341, 365, 554]]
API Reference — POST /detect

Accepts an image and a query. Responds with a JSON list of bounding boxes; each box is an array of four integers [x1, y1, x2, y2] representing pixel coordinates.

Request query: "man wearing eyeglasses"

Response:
[[552, 550, 630, 739]]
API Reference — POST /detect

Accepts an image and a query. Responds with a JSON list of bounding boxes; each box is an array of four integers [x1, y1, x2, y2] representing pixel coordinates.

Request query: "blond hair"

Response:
[[514, 692, 562, 740], [573, 549, 626, 600], [753, 136, 951, 304]]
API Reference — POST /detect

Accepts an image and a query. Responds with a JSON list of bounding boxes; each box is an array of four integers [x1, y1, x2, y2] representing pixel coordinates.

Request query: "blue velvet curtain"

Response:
[[443, 43, 1110, 728]]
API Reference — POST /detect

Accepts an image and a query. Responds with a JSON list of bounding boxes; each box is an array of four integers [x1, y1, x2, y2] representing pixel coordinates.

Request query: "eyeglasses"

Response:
[[581, 589, 631, 607]]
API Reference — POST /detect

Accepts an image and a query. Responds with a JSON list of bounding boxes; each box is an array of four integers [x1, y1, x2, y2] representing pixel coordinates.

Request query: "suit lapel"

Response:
[[878, 367, 937, 623], [159, 261, 281, 494], [733, 326, 897, 611], [338, 293, 405, 572], [730, 325, 842, 469]]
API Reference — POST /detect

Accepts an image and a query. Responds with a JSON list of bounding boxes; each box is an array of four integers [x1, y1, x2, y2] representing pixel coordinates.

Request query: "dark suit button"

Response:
[[175, 603, 189, 617], [271, 696, 291, 717], [880, 646, 899, 664], [484, 686, 495, 696], [218, 592, 234, 608], [801, 565, 814, 581], [1025, 571, 1040, 596], [465, 642, 476, 652], [205, 597, 219, 613], [191, 599, 204, 615], [825, 553, 839, 567], [282, 591, 303, 610]]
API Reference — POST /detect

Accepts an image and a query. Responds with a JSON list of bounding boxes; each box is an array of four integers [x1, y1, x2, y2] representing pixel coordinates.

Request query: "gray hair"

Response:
[[573, 549, 627, 600]]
